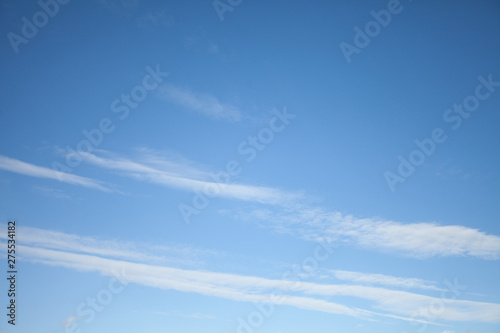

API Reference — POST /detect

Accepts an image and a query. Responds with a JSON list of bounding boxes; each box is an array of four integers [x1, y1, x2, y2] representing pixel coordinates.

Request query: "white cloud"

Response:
[[0, 149, 303, 206], [329, 270, 444, 291], [74, 150, 302, 206], [18, 244, 500, 324], [0, 155, 113, 193], [7, 225, 500, 326], [5, 149, 499, 262], [158, 84, 242, 122], [244, 207, 500, 260], [0, 224, 213, 268], [17, 245, 432, 325]]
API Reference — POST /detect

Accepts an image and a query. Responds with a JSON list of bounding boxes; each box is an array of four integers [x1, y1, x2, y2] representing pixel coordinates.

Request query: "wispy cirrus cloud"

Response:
[[158, 84, 243, 122], [17, 245, 390, 323], [329, 270, 444, 291], [73, 149, 303, 206], [0, 154, 113, 193], [5, 149, 500, 263], [4, 225, 500, 325], [1, 148, 302, 207], [0, 223, 215, 268], [243, 207, 500, 260], [14, 238, 500, 326], [33, 186, 73, 200]]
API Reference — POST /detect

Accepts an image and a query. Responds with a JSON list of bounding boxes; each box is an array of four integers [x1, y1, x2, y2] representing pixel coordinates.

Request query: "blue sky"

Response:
[[1, 0, 500, 332]]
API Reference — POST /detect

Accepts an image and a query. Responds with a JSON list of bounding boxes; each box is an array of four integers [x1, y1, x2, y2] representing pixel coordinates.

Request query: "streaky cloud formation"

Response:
[[2, 225, 499, 326], [0, 154, 113, 192], [158, 83, 243, 122], [74, 150, 303, 206], [329, 270, 445, 291], [0, 223, 215, 268], [3, 148, 500, 262], [15, 244, 500, 325], [245, 207, 500, 260]]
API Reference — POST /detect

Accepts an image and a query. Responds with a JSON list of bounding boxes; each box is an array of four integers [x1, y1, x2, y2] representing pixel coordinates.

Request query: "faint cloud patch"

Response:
[[98, 0, 138, 15], [137, 9, 174, 29], [183, 33, 234, 61], [208, 42, 219, 54], [435, 159, 471, 180], [158, 83, 243, 122], [153, 311, 216, 319], [62, 316, 78, 329], [183, 35, 198, 50], [33, 186, 74, 200]]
